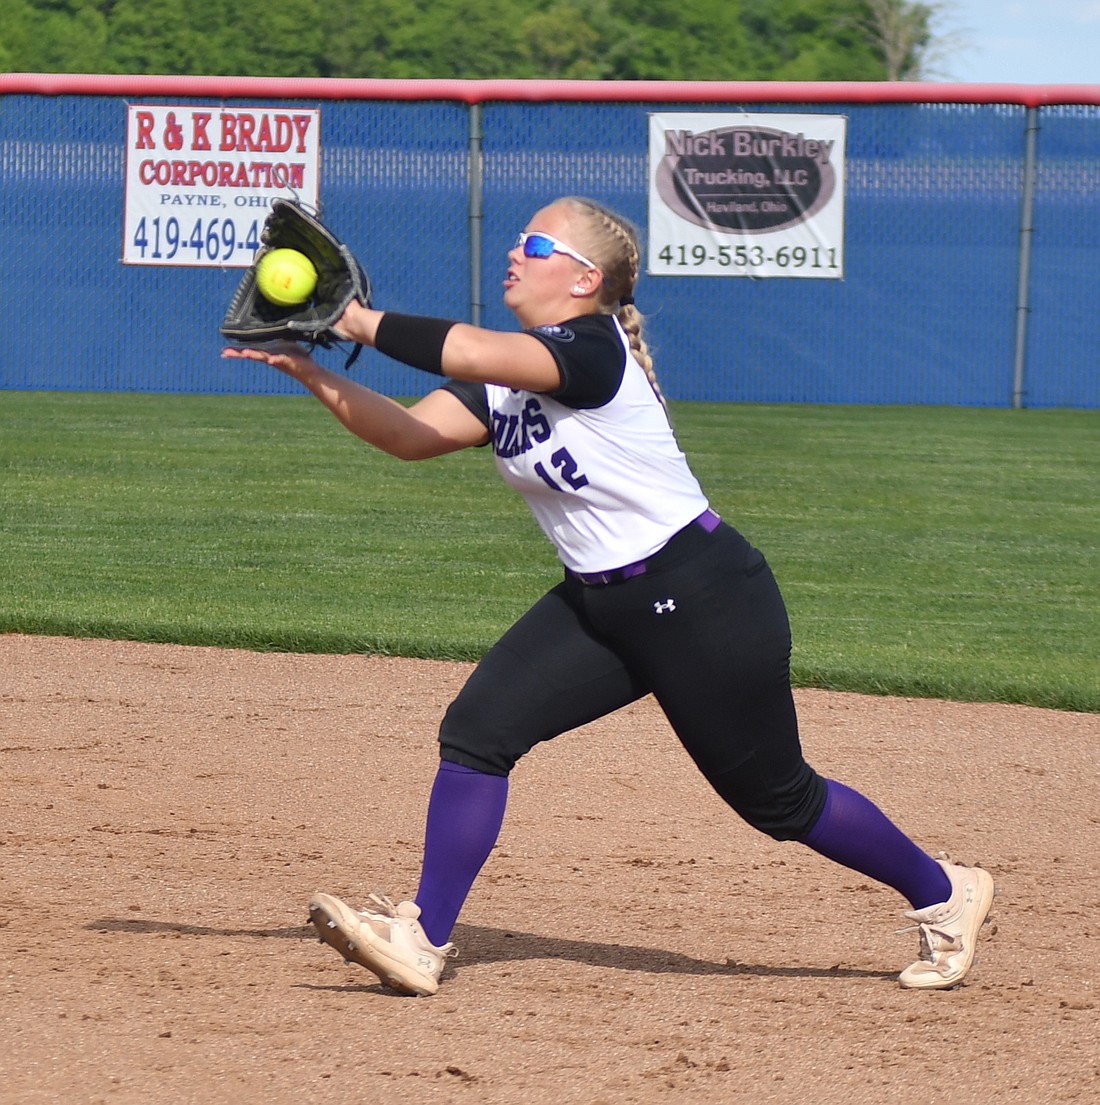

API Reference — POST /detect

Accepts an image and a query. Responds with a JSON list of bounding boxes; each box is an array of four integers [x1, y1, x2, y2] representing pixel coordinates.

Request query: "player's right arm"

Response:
[[221, 343, 489, 460], [336, 301, 563, 394]]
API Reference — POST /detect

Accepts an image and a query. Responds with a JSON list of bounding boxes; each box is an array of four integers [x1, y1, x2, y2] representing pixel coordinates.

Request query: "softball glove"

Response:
[[220, 199, 371, 353]]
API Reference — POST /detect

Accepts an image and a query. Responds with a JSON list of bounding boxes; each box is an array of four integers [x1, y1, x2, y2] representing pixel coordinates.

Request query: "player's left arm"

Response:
[[222, 343, 488, 459]]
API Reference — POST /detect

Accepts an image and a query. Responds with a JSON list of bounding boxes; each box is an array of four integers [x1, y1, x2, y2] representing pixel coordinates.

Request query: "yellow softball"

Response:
[[255, 248, 318, 306]]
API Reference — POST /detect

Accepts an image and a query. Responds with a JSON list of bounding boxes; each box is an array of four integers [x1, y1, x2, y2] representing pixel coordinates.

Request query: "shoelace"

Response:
[[358, 891, 400, 920], [895, 852, 956, 940], [895, 917, 964, 968], [354, 892, 458, 959]]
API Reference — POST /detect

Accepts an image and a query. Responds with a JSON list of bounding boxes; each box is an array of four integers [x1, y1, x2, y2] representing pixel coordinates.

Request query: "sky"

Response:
[[932, 0, 1099, 84]]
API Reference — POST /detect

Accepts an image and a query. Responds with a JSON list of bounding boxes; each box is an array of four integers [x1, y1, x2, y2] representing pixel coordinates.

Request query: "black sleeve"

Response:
[[440, 378, 490, 430], [525, 314, 627, 409]]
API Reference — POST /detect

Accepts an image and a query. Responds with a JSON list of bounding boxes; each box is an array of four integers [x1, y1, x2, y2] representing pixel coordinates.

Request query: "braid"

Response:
[[616, 302, 665, 408], [561, 197, 667, 408]]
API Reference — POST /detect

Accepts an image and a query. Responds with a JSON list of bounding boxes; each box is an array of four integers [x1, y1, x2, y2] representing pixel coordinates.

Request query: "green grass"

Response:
[[1, 391, 1096, 712]]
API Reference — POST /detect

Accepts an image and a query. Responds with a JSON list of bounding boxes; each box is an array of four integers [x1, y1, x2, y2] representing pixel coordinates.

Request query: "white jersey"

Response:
[[444, 314, 709, 574]]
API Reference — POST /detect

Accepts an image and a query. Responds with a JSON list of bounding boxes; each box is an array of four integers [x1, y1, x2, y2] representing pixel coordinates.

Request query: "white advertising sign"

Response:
[[123, 105, 321, 266], [648, 112, 846, 279]]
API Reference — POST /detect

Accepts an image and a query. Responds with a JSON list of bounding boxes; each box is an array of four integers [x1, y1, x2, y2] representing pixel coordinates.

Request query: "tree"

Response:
[[517, 1, 615, 80], [737, 0, 887, 81], [316, 0, 419, 80], [0, 0, 30, 71], [368, 0, 529, 80], [100, 0, 328, 78], [0, 0, 965, 82], [1, 0, 109, 73], [857, 0, 960, 80]]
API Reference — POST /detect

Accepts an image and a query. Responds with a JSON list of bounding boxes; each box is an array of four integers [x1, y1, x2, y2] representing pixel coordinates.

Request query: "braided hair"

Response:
[[559, 197, 666, 408]]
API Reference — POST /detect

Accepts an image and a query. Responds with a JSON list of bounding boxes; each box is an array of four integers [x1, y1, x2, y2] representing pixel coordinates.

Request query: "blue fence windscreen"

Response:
[[1, 92, 1097, 408]]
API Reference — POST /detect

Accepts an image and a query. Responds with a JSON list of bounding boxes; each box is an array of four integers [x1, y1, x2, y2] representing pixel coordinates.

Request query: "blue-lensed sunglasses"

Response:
[[515, 231, 597, 269]]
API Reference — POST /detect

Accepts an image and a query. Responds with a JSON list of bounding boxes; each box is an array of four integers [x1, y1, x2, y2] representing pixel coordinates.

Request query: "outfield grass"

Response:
[[1, 391, 1096, 712]]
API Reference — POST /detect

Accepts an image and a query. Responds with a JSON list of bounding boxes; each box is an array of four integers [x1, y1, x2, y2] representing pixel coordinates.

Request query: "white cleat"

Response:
[[308, 891, 456, 997], [898, 858, 995, 990]]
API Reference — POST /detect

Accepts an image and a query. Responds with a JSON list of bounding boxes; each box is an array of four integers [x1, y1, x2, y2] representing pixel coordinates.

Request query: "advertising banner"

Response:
[[123, 105, 321, 266], [648, 112, 847, 279]]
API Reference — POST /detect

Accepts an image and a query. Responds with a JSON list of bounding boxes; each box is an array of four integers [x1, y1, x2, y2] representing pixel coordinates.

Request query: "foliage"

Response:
[[2, 0, 948, 81]]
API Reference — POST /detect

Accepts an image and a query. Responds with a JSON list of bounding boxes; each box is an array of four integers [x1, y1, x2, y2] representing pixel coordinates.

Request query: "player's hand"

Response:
[[221, 341, 319, 382]]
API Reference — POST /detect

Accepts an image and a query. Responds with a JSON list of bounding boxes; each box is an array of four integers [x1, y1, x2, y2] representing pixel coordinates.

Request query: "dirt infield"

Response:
[[2, 634, 1097, 1105]]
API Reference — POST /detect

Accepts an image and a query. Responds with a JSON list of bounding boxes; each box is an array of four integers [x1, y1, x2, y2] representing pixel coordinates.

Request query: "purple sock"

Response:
[[802, 780, 952, 910], [414, 761, 509, 946]]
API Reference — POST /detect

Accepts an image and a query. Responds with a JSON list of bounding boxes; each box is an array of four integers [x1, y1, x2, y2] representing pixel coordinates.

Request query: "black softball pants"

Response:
[[439, 520, 827, 841]]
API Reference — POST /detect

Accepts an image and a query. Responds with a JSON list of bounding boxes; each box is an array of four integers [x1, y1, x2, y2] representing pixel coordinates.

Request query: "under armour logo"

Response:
[[654, 598, 677, 614]]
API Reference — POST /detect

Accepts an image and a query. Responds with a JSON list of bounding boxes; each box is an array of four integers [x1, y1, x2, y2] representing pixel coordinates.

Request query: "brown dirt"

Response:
[[1, 633, 1097, 1105]]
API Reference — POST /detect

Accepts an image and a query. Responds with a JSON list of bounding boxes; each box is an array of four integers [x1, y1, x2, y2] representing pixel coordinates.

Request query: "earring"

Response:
[[572, 285, 585, 294]]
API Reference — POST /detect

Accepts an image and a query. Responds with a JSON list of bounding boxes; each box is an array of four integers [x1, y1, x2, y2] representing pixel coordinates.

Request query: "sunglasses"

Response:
[[515, 232, 597, 269]]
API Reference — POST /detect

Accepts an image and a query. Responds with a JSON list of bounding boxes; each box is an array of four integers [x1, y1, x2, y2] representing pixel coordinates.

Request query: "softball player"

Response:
[[224, 196, 994, 997]]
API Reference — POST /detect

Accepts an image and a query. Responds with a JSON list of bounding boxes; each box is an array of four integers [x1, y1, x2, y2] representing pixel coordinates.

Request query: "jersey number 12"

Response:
[[534, 448, 589, 492]]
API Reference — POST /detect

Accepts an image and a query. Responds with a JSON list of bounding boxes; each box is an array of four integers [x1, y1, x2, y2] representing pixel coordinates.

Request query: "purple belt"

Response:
[[569, 508, 722, 586]]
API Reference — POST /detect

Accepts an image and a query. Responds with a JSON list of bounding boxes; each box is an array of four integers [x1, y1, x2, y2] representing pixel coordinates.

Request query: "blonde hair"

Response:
[[559, 197, 666, 407]]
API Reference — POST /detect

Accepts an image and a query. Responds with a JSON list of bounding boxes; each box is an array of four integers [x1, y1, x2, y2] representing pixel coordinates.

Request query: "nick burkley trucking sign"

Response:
[[648, 112, 847, 279]]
